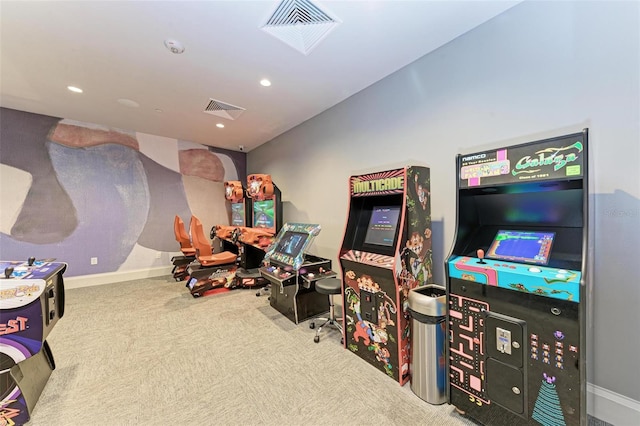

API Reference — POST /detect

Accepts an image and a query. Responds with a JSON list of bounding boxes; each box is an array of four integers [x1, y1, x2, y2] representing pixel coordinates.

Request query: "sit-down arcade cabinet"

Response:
[[259, 223, 336, 324], [0, 259, 66, 425], [445, 130, 589, 425], [339, 166, 433, 385]]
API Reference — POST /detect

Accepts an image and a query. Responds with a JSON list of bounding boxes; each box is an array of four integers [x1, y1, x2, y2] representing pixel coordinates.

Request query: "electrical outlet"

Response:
[[155, 251, 162, 259], [90, 257, 98, 265]]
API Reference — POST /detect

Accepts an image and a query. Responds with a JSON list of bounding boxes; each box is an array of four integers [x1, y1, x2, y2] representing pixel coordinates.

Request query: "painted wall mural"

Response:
[[0, 108, 245, 277]]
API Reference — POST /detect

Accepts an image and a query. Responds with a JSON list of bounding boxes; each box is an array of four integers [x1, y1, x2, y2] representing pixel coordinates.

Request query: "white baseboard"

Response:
[[64, 266, 173, 289], [588, 382, 640, 425]]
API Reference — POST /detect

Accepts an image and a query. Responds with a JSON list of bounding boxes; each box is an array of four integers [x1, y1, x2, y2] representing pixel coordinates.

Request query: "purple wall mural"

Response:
[[0, 107, 245, 277]]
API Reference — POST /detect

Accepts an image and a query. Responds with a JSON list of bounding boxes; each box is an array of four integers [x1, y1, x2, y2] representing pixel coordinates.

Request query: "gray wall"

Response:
[[249, 0, 640, 406]]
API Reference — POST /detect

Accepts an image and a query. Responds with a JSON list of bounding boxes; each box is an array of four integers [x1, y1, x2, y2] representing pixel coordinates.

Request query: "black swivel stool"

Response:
[[310, 277, 343, 343]]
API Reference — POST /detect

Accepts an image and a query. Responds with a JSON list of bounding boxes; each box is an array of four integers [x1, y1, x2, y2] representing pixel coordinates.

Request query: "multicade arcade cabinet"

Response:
[[260, 223, 336, 324], [339, 166, 433, 385], [0, 258, 66, 425], [445, 130, 589, 425]]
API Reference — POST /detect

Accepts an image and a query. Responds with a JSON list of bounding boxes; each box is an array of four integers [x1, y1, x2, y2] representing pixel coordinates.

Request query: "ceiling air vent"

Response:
[[261, 0, 340, 55], [203, 99, 246, 120]]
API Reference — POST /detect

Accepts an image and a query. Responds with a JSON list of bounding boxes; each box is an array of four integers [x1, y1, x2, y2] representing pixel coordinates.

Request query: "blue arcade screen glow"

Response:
[[275, 231, 308, 259], [253, 199, 275, 229], [231, 203, 245, 226], [364, 206, 401, 247], [486, 230, 555, 265]]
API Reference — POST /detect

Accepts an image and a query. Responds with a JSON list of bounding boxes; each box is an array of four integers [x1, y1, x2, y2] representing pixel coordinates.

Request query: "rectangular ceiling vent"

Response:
[[203, 99, 246, 120], [261, 0, 340, 55]]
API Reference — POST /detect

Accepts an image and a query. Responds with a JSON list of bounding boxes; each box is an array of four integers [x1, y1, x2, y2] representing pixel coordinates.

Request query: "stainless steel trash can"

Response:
[[408, 284, 446, 404]]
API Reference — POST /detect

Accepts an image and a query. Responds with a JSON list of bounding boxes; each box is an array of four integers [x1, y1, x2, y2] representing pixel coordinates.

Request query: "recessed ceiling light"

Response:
[[260, 79, 271, 87], [117, 98, 140, 108], [67, 86, 83, 93], [216, 123, 225, 128]]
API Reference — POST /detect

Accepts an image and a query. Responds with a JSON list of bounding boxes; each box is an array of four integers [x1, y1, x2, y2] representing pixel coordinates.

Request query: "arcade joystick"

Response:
[[477, 249, 486, 264], [28, 256, 35, 266], [4, 267, 14, 279]]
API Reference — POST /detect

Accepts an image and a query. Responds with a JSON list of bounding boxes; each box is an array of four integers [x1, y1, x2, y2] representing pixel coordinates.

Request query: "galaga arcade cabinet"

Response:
[[0, 258, 66, 425], [445, 130, 589, 426], [339, 167, 433, 385], [260, 223, 336, 324]]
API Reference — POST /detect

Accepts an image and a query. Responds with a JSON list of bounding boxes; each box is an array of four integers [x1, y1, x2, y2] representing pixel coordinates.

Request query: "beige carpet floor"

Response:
[[27, 276, 609, 425]]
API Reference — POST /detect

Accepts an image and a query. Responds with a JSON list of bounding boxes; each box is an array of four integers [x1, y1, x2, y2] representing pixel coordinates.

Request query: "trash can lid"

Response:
[[408, 284, 446, 317]]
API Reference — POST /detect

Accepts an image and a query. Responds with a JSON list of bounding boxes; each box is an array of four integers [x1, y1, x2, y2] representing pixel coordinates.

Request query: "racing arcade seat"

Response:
[[171, 215, 196, 280], [185, 216, 239, 297], [189, 216, 237, 268]]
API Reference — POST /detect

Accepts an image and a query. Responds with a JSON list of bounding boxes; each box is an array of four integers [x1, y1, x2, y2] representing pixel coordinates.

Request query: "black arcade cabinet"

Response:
[[0, 258, 66, 425], [259, 223, 336, 324], [445, 130, 589, 425], [339, 166, 433, 385]]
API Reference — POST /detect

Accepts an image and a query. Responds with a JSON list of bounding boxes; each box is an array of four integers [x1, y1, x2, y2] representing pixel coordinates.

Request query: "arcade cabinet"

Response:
[[339, 166, 433, 385], [0, 258, 66, 425], [244, 173, 282, 246], [213, 176, 282, 289], [216, 180, 250, 254], [240, 174, 283, 291], [259, 223, 337, 324], [445, 130, 589, 425], [234, 176, 282, 269]]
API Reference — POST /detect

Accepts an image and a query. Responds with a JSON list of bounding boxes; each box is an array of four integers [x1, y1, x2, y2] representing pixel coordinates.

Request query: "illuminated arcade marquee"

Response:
[[445, 130, 589, 426]]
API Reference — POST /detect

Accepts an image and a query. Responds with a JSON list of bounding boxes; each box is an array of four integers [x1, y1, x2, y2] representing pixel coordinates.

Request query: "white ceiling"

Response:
[[0, 0, 520, 153]]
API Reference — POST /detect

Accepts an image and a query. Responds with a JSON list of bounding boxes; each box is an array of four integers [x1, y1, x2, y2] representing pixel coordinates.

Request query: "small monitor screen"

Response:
[[231, 203, 245, 227], [187, 277, 198, 290], [274, 231, 309, 259], [253, 199, 275, 229], [486, 230, 555, 265], [364, 206, 401, 247]]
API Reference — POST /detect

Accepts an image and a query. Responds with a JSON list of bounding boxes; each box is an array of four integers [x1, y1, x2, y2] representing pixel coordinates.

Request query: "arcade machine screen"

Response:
[[486, 229, 555, 265], [274, 231, 309, 259], [253, 199, 275, 229], [231, 202, 245, 226], [363, 206, 401, 248]]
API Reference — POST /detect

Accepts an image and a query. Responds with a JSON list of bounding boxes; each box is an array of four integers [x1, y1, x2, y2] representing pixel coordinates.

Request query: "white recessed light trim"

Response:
[[260, 79, 272, 87], [67, 86, 83, 93], [216, 123, 225, 128]]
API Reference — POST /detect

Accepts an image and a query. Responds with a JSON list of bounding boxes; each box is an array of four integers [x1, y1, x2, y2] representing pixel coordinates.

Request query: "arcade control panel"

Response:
[[448, 255, 581, 302], [260, 255, 336, 288], [447, 254, 582, 425], [1, 257, 66, 336]]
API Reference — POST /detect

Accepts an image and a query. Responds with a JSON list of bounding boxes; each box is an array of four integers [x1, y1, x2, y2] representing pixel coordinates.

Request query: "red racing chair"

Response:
[[189, 216, 237, 267], [174, 215, 196, 257]]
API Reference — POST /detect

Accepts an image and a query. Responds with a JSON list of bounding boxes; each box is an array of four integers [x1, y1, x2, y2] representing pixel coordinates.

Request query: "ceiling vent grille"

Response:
[[261, 0, 340, 55], [203, 99, 246, 120]]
